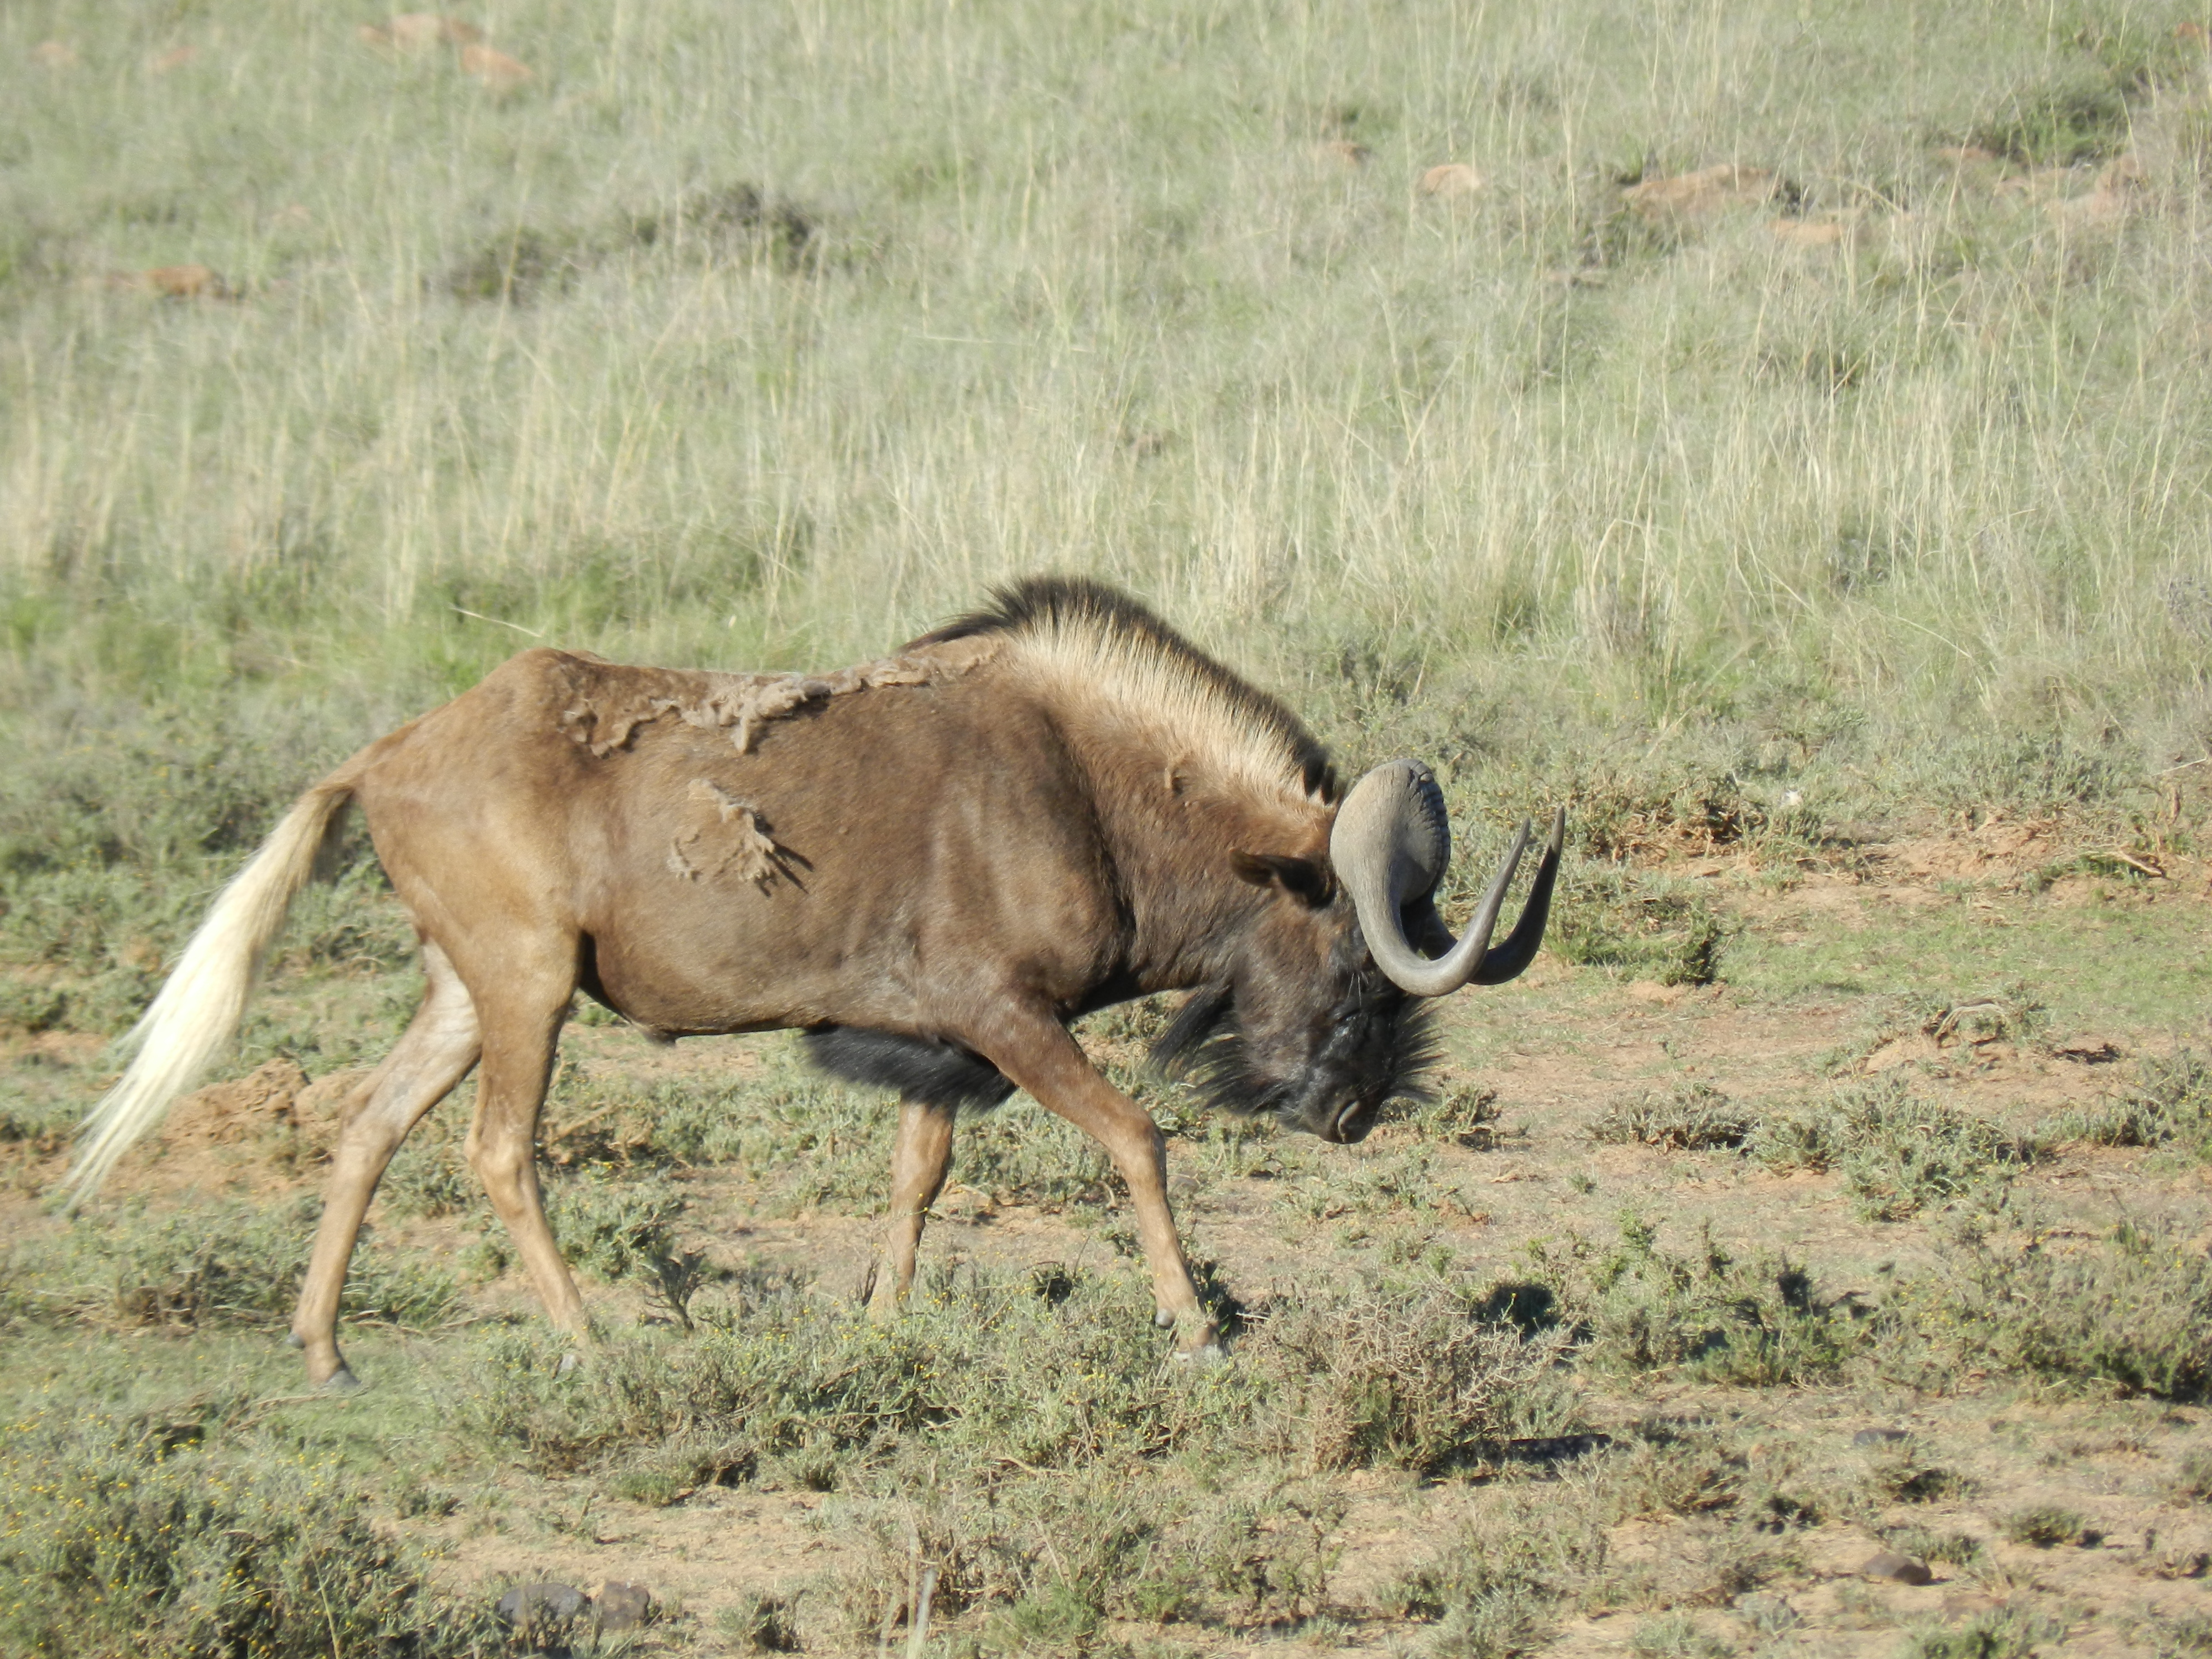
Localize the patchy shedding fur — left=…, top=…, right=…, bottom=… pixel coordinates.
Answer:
left=556, top=635, right=1001, bottom=758
left=668, top=779, right=790, bottom=888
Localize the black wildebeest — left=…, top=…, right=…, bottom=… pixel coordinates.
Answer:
left=68, top=578, right=1560, bottom=1384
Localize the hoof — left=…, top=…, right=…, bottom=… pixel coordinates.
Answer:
left=1154, top=1307, right=1176, bottom=1329
left=320, top=1366, right=362, bottom=1393
left=285, top=1331, right=305, bottom=1350
left=554, top=1351, right=582, bottom=1379
left=1173, top=1340, right=1228, bottom=1367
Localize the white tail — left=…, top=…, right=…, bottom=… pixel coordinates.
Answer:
left=64, top=784, right=354, bottom=1204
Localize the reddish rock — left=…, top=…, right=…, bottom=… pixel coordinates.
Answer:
left=1624, top=164, right=1775, bottom=223
left=1418, top=162, right=1484, bottom=199
left=460, top=43, right=531, bottom=90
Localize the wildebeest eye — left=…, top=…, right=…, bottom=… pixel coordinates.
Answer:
left=1230, top=852, right=1332, bottom=907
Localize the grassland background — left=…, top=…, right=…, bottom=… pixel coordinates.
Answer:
left=10, top=2, right=2212, bottom=1655
left=9, top=0, right=2212, bottom=759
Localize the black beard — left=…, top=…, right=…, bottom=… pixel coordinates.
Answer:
left=1147, top=981, right=1441, bottom=1122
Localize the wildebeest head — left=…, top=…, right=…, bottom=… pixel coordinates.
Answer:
left=1154, top=760, right=1563, bottom=1145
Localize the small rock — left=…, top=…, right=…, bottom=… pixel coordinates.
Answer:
left=1623, top=164, right=1774, bottom=225
left=595, top=1582, right=654, bottom=1631
left=1861, top=1550, right=1934, bottom=1585
left=497, top=1582, right=585, bottom=1629
left=1853, top=1427, right=1912, bottom=1447
left=1768, top=216, right=1852, bottom=250
left=141, top=263, right=226, bottom=300
left=2048, top=187, right=2133, bottom=234
left=1418, top=162, right=1483, bottom=199
left=461, top=43, right=531, bottom=90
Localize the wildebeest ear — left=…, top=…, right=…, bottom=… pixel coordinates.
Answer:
left=1232, top=852, right=1333, bottom=907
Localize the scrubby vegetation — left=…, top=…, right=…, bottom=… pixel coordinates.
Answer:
left=9, top=0, right=2212, bottom=1650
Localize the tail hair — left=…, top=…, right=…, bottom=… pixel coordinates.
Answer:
left=62, top=783, right=354, bottom=1204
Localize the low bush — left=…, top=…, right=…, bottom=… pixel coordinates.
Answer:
left=1589, top=1084, right=1752, bottom=1151
left=1913, top=1229, right=2212, bottom=1400
left=2, top=1197, right=456, bottom=1333
left=1753, top=1078, right=2036, bottom=1219
left=465, top=1262, right=1585, bottom=1491
left=1546, top=864, right=1725, bottom=987
left=1524, top=1216, right=1866, bottom=1385
left=0, top=1406, right=492, bottom=1657
left=1242, top=1285, right=1579, bottom=1474
left=2000, top=1506, right=2094, bottom=1548
left=2054, top=1052, right=2212, bottom=1159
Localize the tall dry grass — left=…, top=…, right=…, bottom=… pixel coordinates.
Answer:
left=1, top=0, right=2209, bottom=763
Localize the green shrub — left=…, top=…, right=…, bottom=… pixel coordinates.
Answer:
left=3, top=1198, right=456, bottom=1333
left=1547, top=865, right=1725, bottom=987
left=0, top=1407, right=492, bottom=1657
left=1589, top=1084, right=1752, bottom=1151
left=1897, top=1228, right=2212, bottom=1400
left=1399, top=1084, right=1510, bottom=1147
left=1524, top=1217, right=1865, bottom=1384
left=1754, top=1079, right=2036, bottom=1219
left=2054, top=1053, right=2212, bottom=1158
left=1380, top=1486, right=1604, bottom=1655
left=2000, top=1506, right=2093, bottom=1548
left=1243, top=1285, right=1580, bottom=1474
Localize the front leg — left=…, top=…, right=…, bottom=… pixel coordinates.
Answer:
left=973, top=1013, right=1218, bottom=1358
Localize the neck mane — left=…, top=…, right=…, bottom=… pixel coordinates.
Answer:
left=916, top=577, right=1338, bottom=987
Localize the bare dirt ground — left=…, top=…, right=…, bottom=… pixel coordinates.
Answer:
left=8, top=827, right=2212, bottom=1655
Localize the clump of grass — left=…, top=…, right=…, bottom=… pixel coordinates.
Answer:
left=466, top=1261, right=1585, bottom=1496
left=3, top=1197, right=456, bottom=1333
left=545, top=1171, right=709, bottom=1328
left=715, top=1593, right=804, bottom=1653
left=1401, top=1083, right=1510, bottom=1146
left=1881, top=1526, right=1985, bottom=1566
left=1547, top=865, right=1726, bottom=987
left=0, top=1406, right=491, bottom=1657
left=1900, top=1605, right=2068, bottom=1659
left=1245, top=1285, right=1579, bottom=1474
left=1893, top=1226, right=2212, bottom=1401
left=2173, top=1448, right=2212, bottom=1502
left=1753, top=1078, right=2037, bottom=1219
left=2000, top=1505, right=2095, bottom=1548
left=829, top=1463, right=1193, bottom=1644
left=1379, top=1486, right=1602, bottom=1652
left=2052, top=1052, right=2212, bottom=1157
left=1627, top=1611, right=1730, bottom=1658
left=1589, top=1083, right=1752, bottom=1150
left=1525, top=1216, right=1867, bottom=1385
left=1861, top=1446, right=1975, bottom=1506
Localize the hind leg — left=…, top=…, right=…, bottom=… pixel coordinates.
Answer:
left=291, top=943, right=481, bottom=1387
left=868, top=1097, right=956, bottom=1321
left=464, top=971, right=589, bottom=1342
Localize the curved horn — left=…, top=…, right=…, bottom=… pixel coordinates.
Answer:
left=1329, top=759, right=1566, bottom=997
